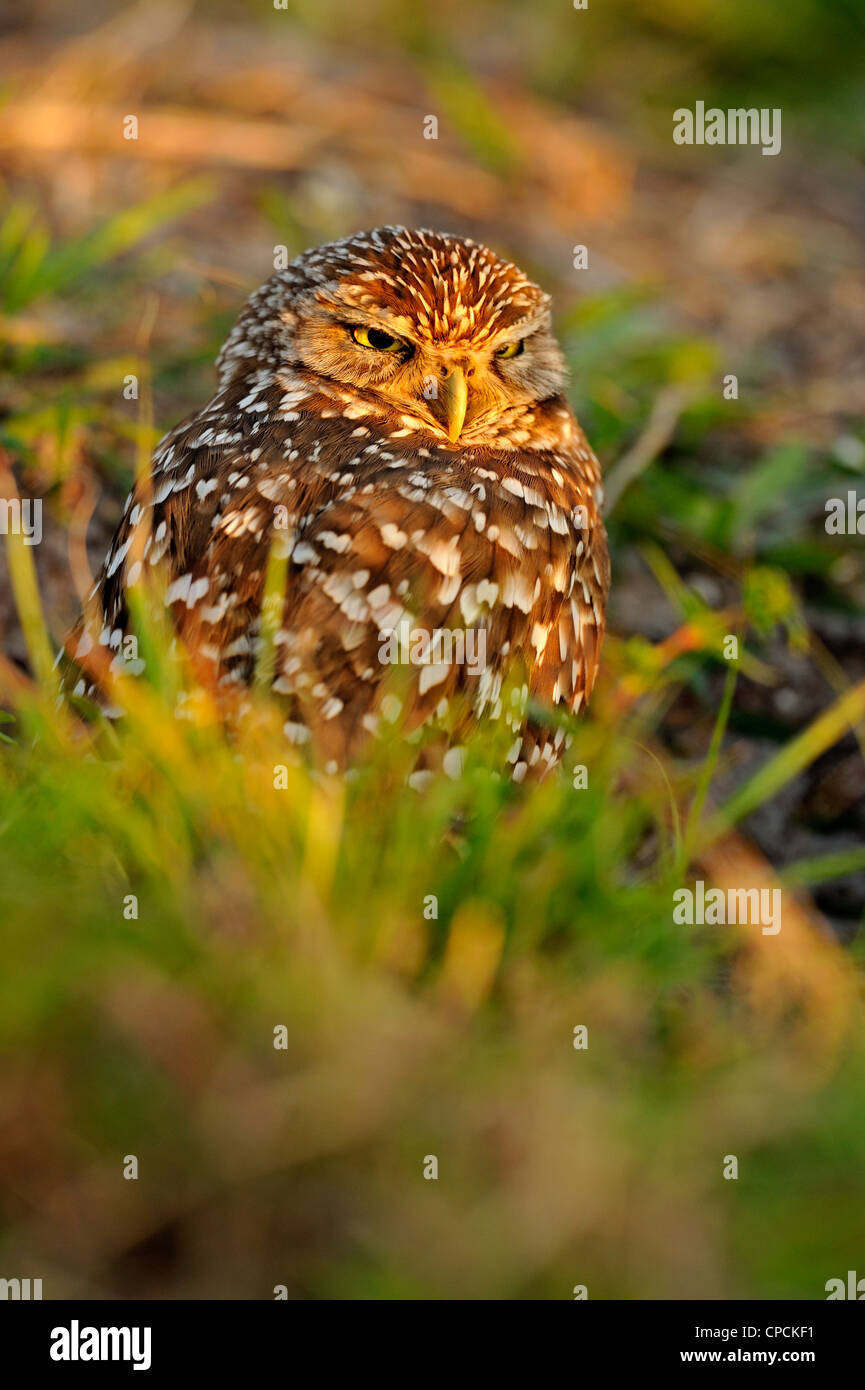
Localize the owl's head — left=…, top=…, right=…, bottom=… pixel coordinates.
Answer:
left=217, top=227, right=569, bottom=447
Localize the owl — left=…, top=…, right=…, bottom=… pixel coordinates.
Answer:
left=66, top=227, right=609, bottom=778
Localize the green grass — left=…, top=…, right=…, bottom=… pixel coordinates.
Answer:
left=1, top=0, right=864, bottom=1294
left=0, top=546, right=863, bottom=1296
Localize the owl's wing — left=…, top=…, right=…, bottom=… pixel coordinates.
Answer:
left=62, top=406, right=296, bottom=699
left=528, top=529, right=610, bottom=714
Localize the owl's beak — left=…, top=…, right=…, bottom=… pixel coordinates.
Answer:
left=435, top=365, right=469, bottom=443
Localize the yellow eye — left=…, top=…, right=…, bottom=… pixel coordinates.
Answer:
left=351, top=324, right=403, bottom=352
left=496, top=339, right=524, bottom=360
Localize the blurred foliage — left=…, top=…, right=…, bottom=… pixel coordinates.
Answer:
left=0, top=0, right=864, bottom=1300
left=264, top=0, right=865, bottom=152
left=0, top=589, right=864, bottom=1298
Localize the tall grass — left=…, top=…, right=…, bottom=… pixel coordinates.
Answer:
left=0, top=541, right=863, bottom=1298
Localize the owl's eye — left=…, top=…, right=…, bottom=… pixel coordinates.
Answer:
left=495, top=339, right=524, bottom=360
left=351, top=324, right=404, bottom=353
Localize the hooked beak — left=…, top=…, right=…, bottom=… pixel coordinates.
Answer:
left=435, top=365, right=469, bottom=443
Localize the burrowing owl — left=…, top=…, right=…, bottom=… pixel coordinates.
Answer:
left=67, top=227, right=609, bottom=777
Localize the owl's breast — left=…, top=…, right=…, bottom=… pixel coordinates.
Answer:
left=257, top=417, right=608, bottom=759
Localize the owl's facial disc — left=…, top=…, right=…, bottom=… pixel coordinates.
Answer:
left=291, top=292, right=566, bottom=445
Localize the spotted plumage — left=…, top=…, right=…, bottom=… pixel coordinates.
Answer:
left=65, top=226, right=610, bottom=776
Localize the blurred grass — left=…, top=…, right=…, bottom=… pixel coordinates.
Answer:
left=0, top=0, right=864, bottom=1300
left=1, top=569, right=864, bottom=1297
left=270, top=0, right=865, bottom=152
left=1, top=592, right=864, bottom=1299
left=0, top=180, right=214, bottom=314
